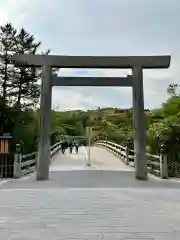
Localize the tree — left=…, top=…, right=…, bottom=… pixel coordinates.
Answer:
left=10, top=28, right=41, bottom=108
left=0, top=97, right=14, bottom=134
left=167, top=83, right=180, bottom=97
left=0, top=23, right=17, bottom=102
left=0, top=23, right=54, bottom=152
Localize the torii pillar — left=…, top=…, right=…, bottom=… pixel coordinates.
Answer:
left=132, top=66, right=146, bottom=179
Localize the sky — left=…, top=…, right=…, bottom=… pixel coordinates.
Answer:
left=0, top=0, right=179, bottom=111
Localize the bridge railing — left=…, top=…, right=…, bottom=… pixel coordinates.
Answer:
left=95, top=140, right=168, bottom=179
left=14, top=141, right=62, bottom=178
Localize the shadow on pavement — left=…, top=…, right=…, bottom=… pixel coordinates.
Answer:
left=1, top=170, right=180, bottom=189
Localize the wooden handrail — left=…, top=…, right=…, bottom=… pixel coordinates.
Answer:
left=96, top=140, right=161, bottom=177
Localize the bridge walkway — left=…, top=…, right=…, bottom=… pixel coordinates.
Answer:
left=50, top=146, right=133, bottom=171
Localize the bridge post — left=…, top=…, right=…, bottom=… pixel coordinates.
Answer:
left=13, top=143, right=22, bottom=178
left=160, top=144, right=168, bottom=179
left=125, top=146, right=129, bottom=165
left=132, top=66, right=148, bottom=180
left=36, top=64, right=52, bottom=180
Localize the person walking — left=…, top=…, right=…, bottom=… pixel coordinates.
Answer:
left=61, top=141, right=65, bottom=154
left=75, top=141, right=79, bottom=154
left=64, top=140, right=68, bottom=150
left=68, top=140, right=73, bottom=154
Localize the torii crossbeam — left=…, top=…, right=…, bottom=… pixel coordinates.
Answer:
left=52, top=74, right=133, bottom=87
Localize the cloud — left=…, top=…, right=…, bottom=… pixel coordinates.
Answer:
left=0, top=0, right=179, bottom=110
left=52, top=88, right=86, bottom=110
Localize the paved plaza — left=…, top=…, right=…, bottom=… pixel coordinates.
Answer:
left=0, top=147, right=180, bottom=239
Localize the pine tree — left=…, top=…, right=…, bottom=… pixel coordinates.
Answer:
left=0, top=23, right=58, bottom=109
left=11, top=28, right=41, bottom=109
left=0, top=23, right=17, bottom=102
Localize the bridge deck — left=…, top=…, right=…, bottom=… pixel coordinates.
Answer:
left=0, top=147, right=180, bottom=239
left=50, top=146, right=133, bottom=171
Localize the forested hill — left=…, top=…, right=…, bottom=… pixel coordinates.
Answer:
left=51, top=89, right=180, bottom=163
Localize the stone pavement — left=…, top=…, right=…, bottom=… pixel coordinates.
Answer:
left=0, top=147, right=180, bottom=239
left=0, top=188, right=180, bottom=239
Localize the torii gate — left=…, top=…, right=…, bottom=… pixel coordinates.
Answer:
left=12, top=54, right=171, bottom=181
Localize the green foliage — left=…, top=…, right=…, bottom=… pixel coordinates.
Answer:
left=0, top=22, right=47, bottom=153
left=146, top=84, right=180, bottom=162
left=167, top=83, right=180, bottom=97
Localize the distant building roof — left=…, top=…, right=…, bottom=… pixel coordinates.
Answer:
left=0, top=136, right=12, bottom=139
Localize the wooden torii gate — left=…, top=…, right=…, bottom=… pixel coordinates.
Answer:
left=12, top=54, right=171, bottom=181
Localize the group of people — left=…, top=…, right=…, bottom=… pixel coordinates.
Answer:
left=60, top=139, right=79, bottom=155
